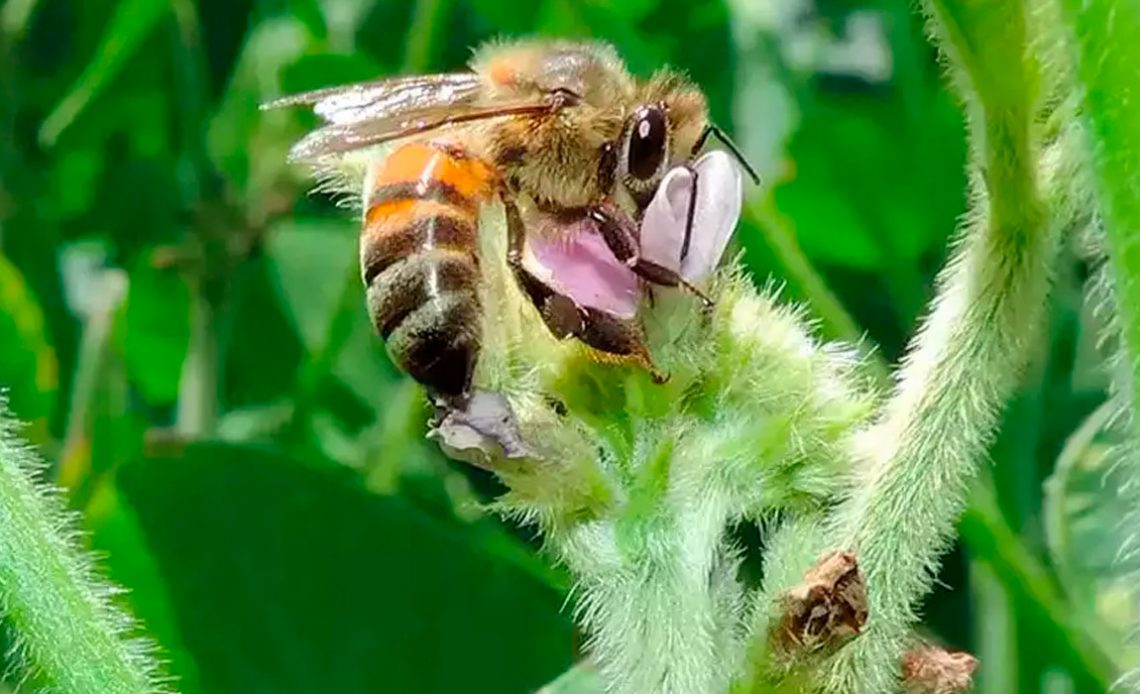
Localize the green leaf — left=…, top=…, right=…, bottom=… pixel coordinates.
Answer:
left=84, top=478, right=203, bottom=692
left=1044, top=403, right=1140, bottom=667
left=206, top=15, right=316, bottom=197
left=265, top=218, right=356, bottom=351
left=116, top=441, right=576, bottom=693
left=264, top=217, right=401, bottom=407
left=0, top=253, right=57, bottom=438
left=218, top=255, right=305, bottom=409
left=776, top=92, right=964, bottom=273
left=538, top=662, right=602, bottom=693
left=119, top=252, right=191, bottom=404
left=470, top=0, right=542, bottom=32
left=39, top=0, right=171, bottom=146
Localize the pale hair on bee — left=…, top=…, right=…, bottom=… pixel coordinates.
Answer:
left=262, top=37, right=757, bottom=409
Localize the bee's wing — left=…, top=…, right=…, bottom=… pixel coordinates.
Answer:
left=263, top=72, right=554, bottom=163
left=261, top=73, right=483, bottom=125
left=283, top=101, right=553, bottom=163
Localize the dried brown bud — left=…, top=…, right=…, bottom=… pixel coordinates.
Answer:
left=901, top=644, right=978, bottom=693
left=771, top=550, right=868, bottom=657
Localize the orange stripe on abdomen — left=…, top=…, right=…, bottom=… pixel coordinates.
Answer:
left=358, top=141, right=491, bottom=400
left=361, top=141, right=492, bottom=281
left=369, top=141, right=494, bottom=202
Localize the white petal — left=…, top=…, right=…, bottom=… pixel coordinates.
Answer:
left=638, top=166, right=695, bottom=274
left=680, top=150, right=744, bottom=282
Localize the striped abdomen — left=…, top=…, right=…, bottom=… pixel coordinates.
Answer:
left=360, top=141, right=493, bottom=400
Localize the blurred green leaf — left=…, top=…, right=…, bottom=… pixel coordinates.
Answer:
left=469, top=0, right=542, bottom=32
left=39, top=0, right=171, bottom=146
left=116, top=441, right=576, bottom=693
left=0, top=252, right=56, bottom=437
left=264, top=217, right=400, bottom=408
left=44, top=147, right=104, bottom=220
left=219, top=255, right=305, bottom=409
left=119, top=252, right=191, bottom=404
left=216, top=399, right=295, bottom=442
left=538, top=662, right=601, bottom=693
left=265, top=218, right=355, bottom=351
left=0, top=0, right=40, bottom=39
left=1045, top=402, right=1140, bottom=669
left=207, top=15, right=316, bottom=199
left=776, top=92, right=964, bottom=273
left=84, top=477, right=203, bottom=692
left=595, top=0, right=659, bottom=21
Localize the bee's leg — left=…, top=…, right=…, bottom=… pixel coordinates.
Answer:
left=500, top=192, right=667, bottom=383
left=587, top=202, right=714, bottom=308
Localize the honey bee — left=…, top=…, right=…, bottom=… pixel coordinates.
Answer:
left=263, top=38, right=757, bottom=408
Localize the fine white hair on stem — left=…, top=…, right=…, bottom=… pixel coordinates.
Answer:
left=0, top=397, right=169, bottom=693
left=740, top=0, right=1068, bottom=690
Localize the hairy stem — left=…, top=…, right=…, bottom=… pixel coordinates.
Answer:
left=1057, top=0, right=1140, bottom=424
left=806, top=1, right=1058, bottom=690
left=1055, top=1, right=1140, bottom=688
left=0, top=404, right=162, bottom=692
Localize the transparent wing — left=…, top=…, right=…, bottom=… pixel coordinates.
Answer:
left=284, top=101, right=553, bottom=163
left=260, top=73, right=483, bottom=126
left=263, top=72, right=557, bottom=163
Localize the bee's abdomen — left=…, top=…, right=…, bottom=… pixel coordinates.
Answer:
left=360, top=141, right=492, bottom=399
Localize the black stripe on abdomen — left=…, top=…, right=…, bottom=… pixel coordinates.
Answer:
left=361, top=214, right=478, bottom=284
left=365, top=250, right=481, bottom=398
left=367, top=179, right=476, bottom=215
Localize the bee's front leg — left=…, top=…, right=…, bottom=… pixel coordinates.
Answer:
left=499, top=190, right=667, bottom=383
left=587, top=202, right=714, bottom=308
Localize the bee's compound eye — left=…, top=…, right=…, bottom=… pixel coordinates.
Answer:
left=626, top=106, right=668, bottom=181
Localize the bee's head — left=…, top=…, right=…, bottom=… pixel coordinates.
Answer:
left=613, top=71, right=709, bottom=208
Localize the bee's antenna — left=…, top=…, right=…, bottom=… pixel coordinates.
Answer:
left=695, top=124, right=760, bottom=185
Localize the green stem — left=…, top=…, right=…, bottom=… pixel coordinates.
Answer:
left=1057, top=0, right=1140, bottom=438
left=174, top=290, right=218, bottom=437
left=0, top=405, right=161, bottom=692
left=967, top=558, right=1016, bottom=694
left=804, top=1, right=1059, bottom=690
left=1054, top=1, right=1140, bottom=688
left=59, top=271, right=127, bottom=495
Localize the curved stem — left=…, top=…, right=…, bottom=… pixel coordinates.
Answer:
left=797, top=1, right=1060, bottom=689
left=1056, top=1, right=1140, bottom=688
left=0, top=405, right=161, bottom=692
left=1057, top=0, right=1140, bottom=433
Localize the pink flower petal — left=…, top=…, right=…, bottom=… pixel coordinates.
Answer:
left=527, top=222, right=640, bottom=319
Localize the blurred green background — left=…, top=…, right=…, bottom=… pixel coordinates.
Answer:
left=0, top=0, right=1133, bottom=691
